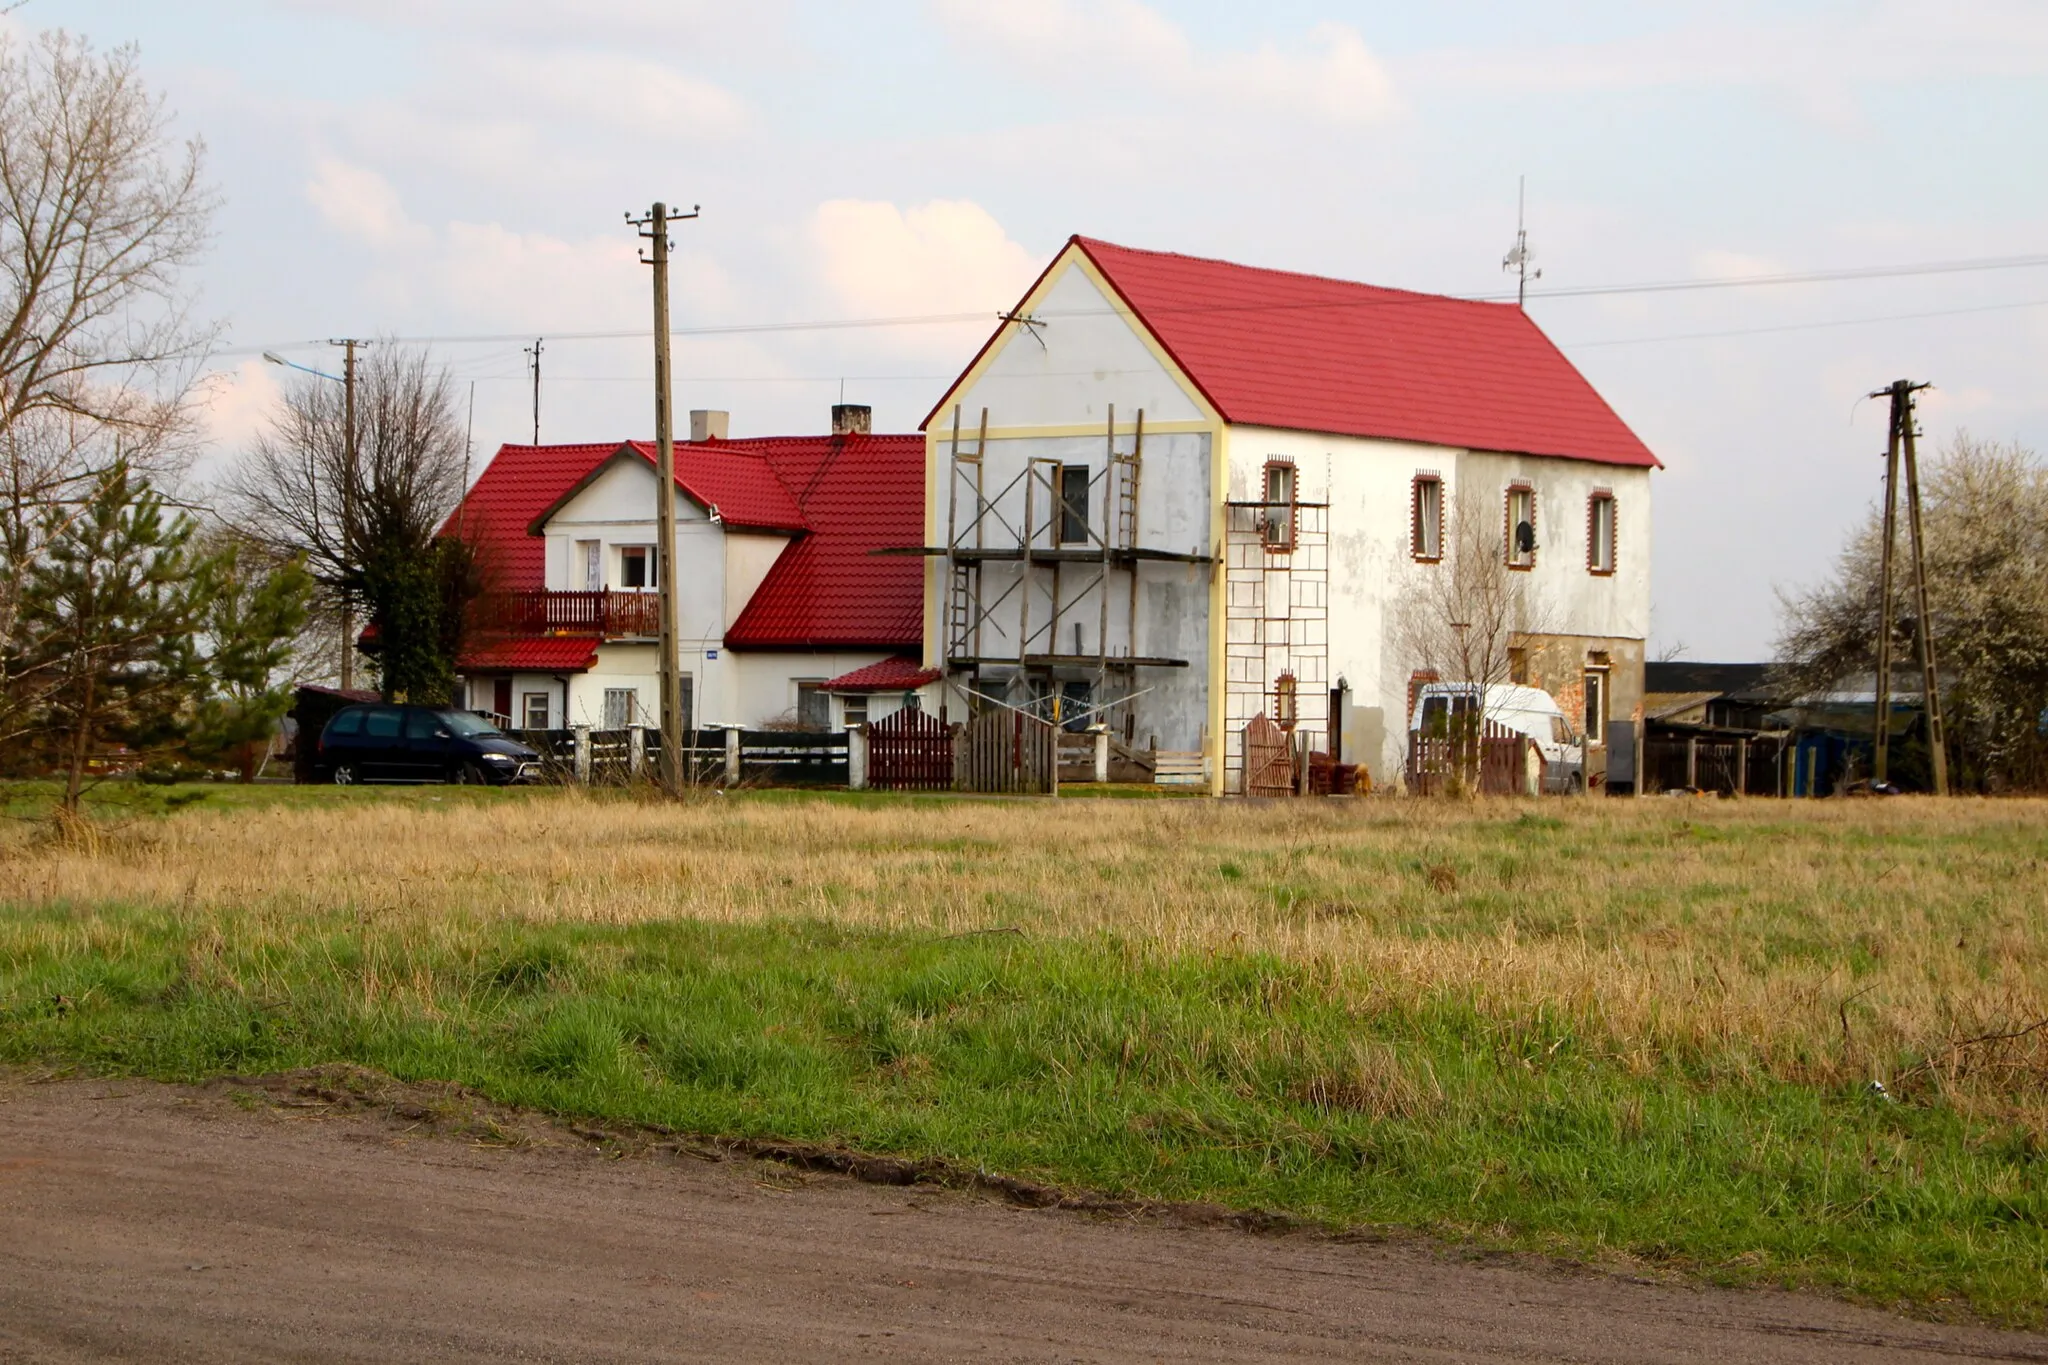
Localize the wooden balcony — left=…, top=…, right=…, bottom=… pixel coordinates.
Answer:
left=468, top=590, right=662, bottom=639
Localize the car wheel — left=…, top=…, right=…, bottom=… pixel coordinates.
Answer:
left=333, top=763, right=359, bottom=786
left=453, top=761, right=487, bottom=786
left=1567, top=771, right=1585, bottom=795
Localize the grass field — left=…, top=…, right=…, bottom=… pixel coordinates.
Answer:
left=4, top=782, right=2046, bottom=1322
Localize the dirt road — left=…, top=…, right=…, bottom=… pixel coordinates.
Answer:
left=2, top=1072, right=2042, bottom=1363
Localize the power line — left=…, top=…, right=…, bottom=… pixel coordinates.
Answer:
left=211, top=248, right=2048, bottom=359
left=1561, top=296, right=2048, bottom=349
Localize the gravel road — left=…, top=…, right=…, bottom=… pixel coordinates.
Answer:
left=2, top=1070, right=2043, bottom=1363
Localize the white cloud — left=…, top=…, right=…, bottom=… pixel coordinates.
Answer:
left=810, top=199, right=1039, bottom=320
left=471, top=49, right=748, bottom=140
left=195, top=359, right=285, bottom=457
left=930, top=0, right=1399, bottom=127
left=305, top=157, right=429, bottom=248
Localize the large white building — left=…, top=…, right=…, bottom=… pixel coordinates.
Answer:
left=917, top=236, right=1661, bottom=794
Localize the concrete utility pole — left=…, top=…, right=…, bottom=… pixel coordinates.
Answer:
left=524, top=337, right=543, bottom=445
left=1868, top=378, right=1948, bottom=795
left=628, top=202, right=699, bottom=795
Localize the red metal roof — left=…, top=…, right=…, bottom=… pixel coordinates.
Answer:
left=928, top=236, right=1659, bottom=469
left=820, top=657, right=942, bottom=692
left=723, top=433, right=927, bottom=651
left=457, top=635, right=600, bottom=673
left=619, top=440, right=808, bottom=533
left=442, top=443, right=621, bottom=591
left=447, top=430, right=925, bottom=655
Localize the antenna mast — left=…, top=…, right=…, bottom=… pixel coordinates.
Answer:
left=1502, top=176, right=1541, bottom=308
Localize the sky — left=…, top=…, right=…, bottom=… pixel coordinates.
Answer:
left=16, top=0, right=2048, bottom=659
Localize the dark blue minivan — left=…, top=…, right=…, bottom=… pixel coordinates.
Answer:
left=314, top=704, right=539, bottom=785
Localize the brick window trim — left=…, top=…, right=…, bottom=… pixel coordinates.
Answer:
left=1586, top=489, right=1617, bottom=577
left=1504, top=482, right=1536, bottom=572
left=1410, top=472, right=1445, bottom=563
left=1262, top=458, right=1297, bottom=554
left=1406, top=669, right=1440, bottom=725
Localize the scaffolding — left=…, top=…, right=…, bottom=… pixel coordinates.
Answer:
left=1222, top=497, right=1329, bottom=793
left=930, top=404, right=1206, bottom=736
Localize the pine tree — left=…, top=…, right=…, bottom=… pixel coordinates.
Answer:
left=11, top=462, right=212, bottom=809
left=184, top=537, right=314, bottom=779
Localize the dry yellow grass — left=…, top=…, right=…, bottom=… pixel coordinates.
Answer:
left=7, top=789, right=2048, bottom=1118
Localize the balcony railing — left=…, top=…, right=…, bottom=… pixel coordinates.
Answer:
left=468, top=590, right=662, bottom=639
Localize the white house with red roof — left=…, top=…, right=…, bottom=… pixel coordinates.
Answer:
left=921, top=236, right=1660, bottom=795
left=448, top=407, right=935, bottom=734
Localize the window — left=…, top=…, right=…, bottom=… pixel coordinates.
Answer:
left=795, top=680, right=830, bottom=729
left=577, top=539, right=602, bottom=590
left=1411, top=475, right=1443, bottom=561
left=1505, top=485, right=1536, bottom=568
left=327, top=708, right=364, bottom=737
left=1508, top=645, right=1529, bottom=685
left=403, top=708, right=441, bottom=740
left=1588, top=493, right=1616, bottom=574
left=842, top=694, right=868, bottom=730
left=1583, top=669, right=1607, bottom=745
left=1263, top=460, right=1296, bottom=551
left=363, top=707, right=402, bottom=739
left=1056, top=464, right=1091, bottom=545
left=680, top=674, right=695, bottom=736
left=619, top=545, right=655, bottom=589
left=603, top=687, right=638, bottom=729
left=1059, top=680, right=1093, bottom=731
left=522, top=691, right=550, bottom=730
left=1274, top=671, right=1298, bottom=728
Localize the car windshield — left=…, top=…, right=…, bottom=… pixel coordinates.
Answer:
left=438, top=710, right=501, bottom=737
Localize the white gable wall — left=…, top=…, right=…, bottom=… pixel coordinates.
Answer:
left=1226, top=425, right=1652, bottom=782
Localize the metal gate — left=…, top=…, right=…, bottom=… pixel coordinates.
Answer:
left=1243, top=714, right=1296, bottom=797
left=868, top=709, right=955, bottom=790
left=955, top=708, right=1056, bottom=794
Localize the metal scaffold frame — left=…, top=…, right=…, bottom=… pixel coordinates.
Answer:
left=930, top=404, right=1204, bottom=736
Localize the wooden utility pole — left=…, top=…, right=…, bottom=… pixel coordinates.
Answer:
left=1898, top=383, right=1950, bottom=795
left=629, top=202, right=699, bottom=794
left=1872, top=385, right=1902, bottom=784
left=334, top=337, right=364, bottom=693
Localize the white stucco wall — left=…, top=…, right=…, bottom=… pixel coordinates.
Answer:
left=1225, top=425, right=1653, bottom=782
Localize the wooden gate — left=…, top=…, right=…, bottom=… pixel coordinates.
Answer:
left=1243, top=714, right=1296, bottom=797
left=955, top=708, right=1056, bottom=793
left=868, top=708, right=955, bottom=790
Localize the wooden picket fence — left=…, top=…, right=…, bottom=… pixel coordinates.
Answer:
left=955, top=708, right=1057, bottom=794
left=1406, top=717, right=1534, bottom=796
left=867, top=708, right=955, bottom=790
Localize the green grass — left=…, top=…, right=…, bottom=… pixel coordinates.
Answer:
left=4, top=896, right=2044, bottom=1324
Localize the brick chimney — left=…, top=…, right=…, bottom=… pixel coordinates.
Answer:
left=689, top=409, right=728, bottom=442
left=830, top=403, right=871, bottom=436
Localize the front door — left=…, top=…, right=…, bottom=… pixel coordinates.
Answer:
left=357, top=706, right=406, bottom=780
left=402, top=707, right=453, bottom=781
left=493, top=678, right=513, bottom=724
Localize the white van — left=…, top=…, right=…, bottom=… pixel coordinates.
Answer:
left=1409, top=682, right=1586, bottom=794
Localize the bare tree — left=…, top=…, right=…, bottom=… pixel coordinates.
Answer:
left=1776, top=434, right=2048, bottom=790
left=1394, top=492, right=1552, bottom=790
left=0, top=29, right=218, bottom=738
left=222, top=345, right=474, bottom=697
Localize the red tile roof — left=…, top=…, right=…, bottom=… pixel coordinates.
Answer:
left=442, top=443, right=620, bottom=591
left=820, top=657, right=942, bottom=692
left=929, top=236, right=1658, bottom=469
left=723, top=433, right=926, bottom=651
left=456, top=635, right=600, bottom=673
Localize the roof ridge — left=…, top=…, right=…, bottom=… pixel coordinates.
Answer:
left=1074, top=234, right=1518, bottom=312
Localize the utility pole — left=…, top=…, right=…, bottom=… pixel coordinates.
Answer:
left=524, top=337, right=543, bottom=444
left=1899, top=382, right=1950, bottom=795
left=1502, top=175, right=1541, bottom=308
left=1872, top=389, right=1902, bottom=785
left=332, top=337, right=367, bottom=693
left=1867, top=378, right=1948, bottom=795
left=628, top=201, right=699, bottom=795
